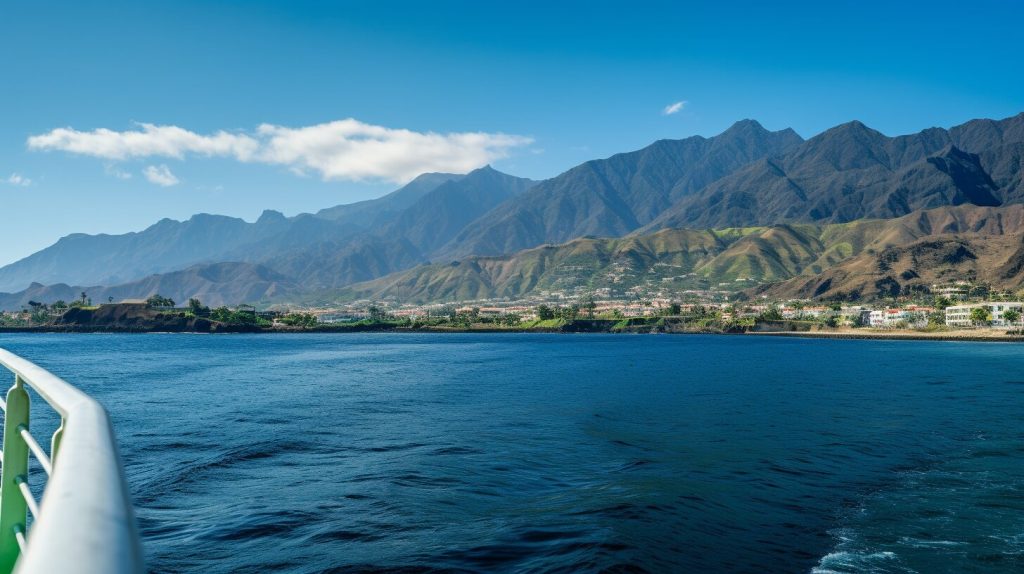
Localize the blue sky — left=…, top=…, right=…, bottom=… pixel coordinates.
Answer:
left=1, top=0, right=1022, bottom=266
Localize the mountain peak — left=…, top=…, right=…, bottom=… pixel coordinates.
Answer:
left=463, top=164, right=521, bottom=182
left=832, top=119, right=882, bottom=135
left=809, top=120, right=888, bottom=149
left=720, top=119, right=768, bottom=138
left=257, top=209, right=287, bottom=224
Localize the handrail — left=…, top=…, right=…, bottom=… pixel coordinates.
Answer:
left=0, top=349, right=143, bottom=573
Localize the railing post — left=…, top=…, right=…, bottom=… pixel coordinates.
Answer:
left=50, top=418, right=64, bottom=470
left=0, top=375, right=29, bottom=572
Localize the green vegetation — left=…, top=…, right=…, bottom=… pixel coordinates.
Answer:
left=970, top=307, right=992, bottom=326
left=187, top=298, right=210, bottom=317
left=146, top=294, right=176, bottom=308
left=1003, top=309, right=1021, bottom=327
left=279, top=313, right=318, bottom=327
left=209, top=306, right=271, bottom=327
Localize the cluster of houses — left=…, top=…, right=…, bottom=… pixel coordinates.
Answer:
left=774, top=302, right=1024, bottom=329
left=314, top=298, right=1024, bottom=330
left=945, top=302, right=1024, bottom=328
left=292, top=279, right=1024, bottom=330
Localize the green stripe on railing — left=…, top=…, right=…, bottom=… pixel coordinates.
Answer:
left=0, top=377, right=30, bottom=573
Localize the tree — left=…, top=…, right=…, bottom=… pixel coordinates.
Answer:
left=668, top=303, right=682, bottom=316
left=280, top=313, right=318, bottom=327
left=537, top=304, right=555, bottom=320
left=188, top=298, right=209, bottom=316
left=970, top=306, right=992, bottom=326
left=583, top=296, right=597, bottom=319
left=757, top=306, right=783, bottom=322
left=558, top=305, right=579, bottom=320
left=146, top=294, right=175, bottom=308
left=1003, top=309, right=1021, bottom=331
left=80, top=291, right=87, bottom=305
left=211, top=306, right=232, bottom=322
left=368, top=305, right=388, bottom=321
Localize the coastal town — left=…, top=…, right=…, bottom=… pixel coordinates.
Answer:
left=3, top=280, right=1022, bottom=335
left=299, top=280, right=1024, bottom=331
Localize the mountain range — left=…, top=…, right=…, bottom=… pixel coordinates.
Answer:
left=2, top=112, right=1023, bottom=309
left=323, top=205, right=1024, bottom=304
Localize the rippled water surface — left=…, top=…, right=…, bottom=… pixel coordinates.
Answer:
left=2, top=333, right=1023, bottom=573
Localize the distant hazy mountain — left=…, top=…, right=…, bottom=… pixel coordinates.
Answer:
left=0, top=168, right=519, bottom=293
left=0, top=262, right=296, bottom=310
left=0, top=211, right=298, bottom=292
left=327, top=205, right=1024, bottom=304
left=256, top=166, right=536, bottom=290
left=439, top=120, right=804, bottom=259
left=644, top=113, right=1024, bottom=231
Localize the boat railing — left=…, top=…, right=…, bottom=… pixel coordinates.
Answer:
left=0, top=348, right=143, bottom=573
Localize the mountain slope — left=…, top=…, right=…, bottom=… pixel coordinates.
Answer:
left=438, top=120, right=803, bottom=259
left=257, top=166, right=535, bottom=290
left=313, top=172, right=463, bottom=226
left=645, top=113, right=1024, bottom=231
left=381, top=166, right=535, bottom=255
left=326, top=205, right=1024, bottom=304
left=754, top=234, right=1024, bottom=301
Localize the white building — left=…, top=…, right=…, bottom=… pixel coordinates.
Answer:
left=946, top=302, right=1024, bottom=328
left=869, top=308, right=926, bottom=328
left=931, top=281, right=971, bottom=300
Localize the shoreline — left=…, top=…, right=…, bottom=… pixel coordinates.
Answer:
left=743, top=329, right=1024, bottom=343
left=2, top=324, right=1023, bottom=342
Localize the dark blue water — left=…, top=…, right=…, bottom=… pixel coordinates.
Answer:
left=1, top=333, right=1023, bottom=573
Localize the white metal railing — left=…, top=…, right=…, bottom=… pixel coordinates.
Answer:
left=0, top=349, right=143, bottom=573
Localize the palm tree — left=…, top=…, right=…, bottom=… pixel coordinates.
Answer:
left=1003, top=309, right=1022, bottom=333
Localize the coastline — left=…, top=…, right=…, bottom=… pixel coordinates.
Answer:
left=743, top=328, right=1024, bottom=343
left=3, top=323, right=1024, bottom=342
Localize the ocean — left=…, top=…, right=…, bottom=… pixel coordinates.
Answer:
left=1, top=333, right=1022, bottom=573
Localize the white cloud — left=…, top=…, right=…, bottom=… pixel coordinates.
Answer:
left=142, top=164, right=179, bottom=187
left=662, top=101, right=686, bottom=115
left=28, top=119, right=534, bottom=184
left=6, top=173, right=31, bottom=186
left=28, top=123, right=258, bottom=161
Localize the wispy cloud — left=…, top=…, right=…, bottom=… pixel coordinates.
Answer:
left=28, top=119, right=534, bottom=184
left=104, top=163, right=133, bottom=180
left=6, top=173, right=32, bottom=187
left=662, top=101, right=686, bottom=115
left=142, top=164, right=179, bottom=187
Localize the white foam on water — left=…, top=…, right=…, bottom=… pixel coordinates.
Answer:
left=811, top=550, right=900, bottom=574
left=898, top=536, right=965, bottom=548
